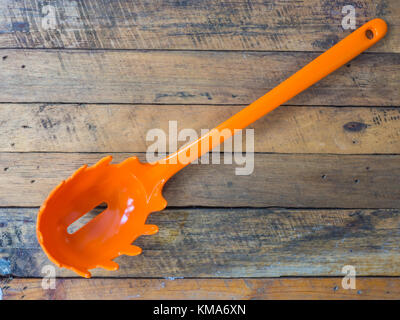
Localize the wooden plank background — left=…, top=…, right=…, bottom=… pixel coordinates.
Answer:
left=1, top=153, right=400, bottom=208
left=0, top=104, right=399, bottom=154
left=1, top=207, right=400, bottom=277
left=0, top=50, right=399, bottom=105
left=2, top=278, right=400, bottom=300
left=0, top=0, right=398, bottom=52
left=0, top=0, right=400, bottom=299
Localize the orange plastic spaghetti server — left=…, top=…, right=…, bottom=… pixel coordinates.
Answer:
left=37, top=19, right=387, bottom=278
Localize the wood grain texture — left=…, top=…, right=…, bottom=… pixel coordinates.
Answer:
left=2, top=277, right=400, bottom=300
left=0, top=0, right=398, bottom=297
left=0, top=0, right=398, bottom=52
left=1, top=152, right=399, bottom=208
left=0, top=50, right=399, bottom=105
left=1, top=104, right=400, bottom=154
left=1, top=207, right=400, bottom=277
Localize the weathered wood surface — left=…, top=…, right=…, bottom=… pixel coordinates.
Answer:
left=0, top=0, right=399, bottom=298
left=1, top=104, right=400, bottom=154
left=0, top=0, right=398, bottom=52
left=1, top=153, right=399, bottom=208
left=2, top=277, right=400, bottom=300
left=1, top=207, right=399, bottom=277
left=0, top=50, right=399, bottom=105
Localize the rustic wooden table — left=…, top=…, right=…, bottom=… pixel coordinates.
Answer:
left=0, top=0, right=399, bottom=300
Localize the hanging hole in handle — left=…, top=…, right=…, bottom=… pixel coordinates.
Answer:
left=365, top=29, right=374, bottom=40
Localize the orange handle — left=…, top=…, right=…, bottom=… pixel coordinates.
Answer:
left=157, top=19, right=387, bottom=179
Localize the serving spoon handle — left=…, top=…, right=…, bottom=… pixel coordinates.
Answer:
left=152, top=19, right=387, bottom=181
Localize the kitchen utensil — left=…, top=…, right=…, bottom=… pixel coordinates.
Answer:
left=37, top=19, right=387, bottom=278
